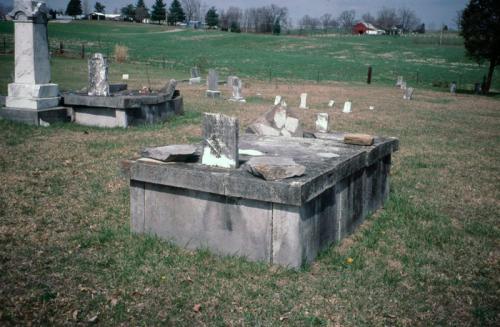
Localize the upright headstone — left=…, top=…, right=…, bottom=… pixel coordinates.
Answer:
left=396, top=76, right=403, bottom=87
left=403, top=87, right=414, bottom=100
left=450, top=82, right=457, bottom=94
left=299, top=93, right=308, bottom=109
left=315, top=113, right=329, bottom=133
left=206, top=69, right=221, bottom=98
left=229, top=77, right=245, bottom=102
left=189, top=67, right=201, bottom=84
left=274, top=95, right=282, bottom=106
left=201, top=113, right=239, bottom=169
left=88, top=53, right=109, bottom=96
left=227, top=75, right=236, bottom=86
left=191, top=67, right=200, bottom=78
left=5, top=0, right=59, bottom=110
left=343, top=101, right=352, bottom=113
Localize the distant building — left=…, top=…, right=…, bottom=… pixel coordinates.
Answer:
left=187, top=20, right=202, bottom=29
left=352, top=22, right=385, bottom=35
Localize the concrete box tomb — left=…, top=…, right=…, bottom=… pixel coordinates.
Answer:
left=125, top=131, right=399, bottom=268
left=63, top=58, right=183, bottom=128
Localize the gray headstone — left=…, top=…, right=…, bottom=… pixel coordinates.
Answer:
left=403, top=87, right=414, bottom=100
left=201, top=113, right=239, bottom=169
left=160, top=79, right=177, bottom=99
left=207, top=69, right=219, bottom=91
left=450, top=82, right=457, bottom=94
left=396, top=76, right=403, bottom=87
left=190, top=67, right=200, bottom=78
left=246, top=156, right=306, bottom=181
left=5, top=0, right=60, bottom=111
left=88, top=53, right=109, bottom=96
left=474, top=83, right=481, bottom=94
left=229, top=77, right=245, bottom=102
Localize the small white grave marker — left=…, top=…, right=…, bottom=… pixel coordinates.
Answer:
left=299, top=93, right=308, bottom=109
left=315, top=113, right=329, bottom=133
left=274, top=95, right=282, bottom=106
left=343, top=101, right=352, bottom=113
left=122, top=74, right=129, bottom=80
left=328, top=100, right=335, bottom=108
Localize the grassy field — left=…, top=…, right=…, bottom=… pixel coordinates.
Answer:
left=0, top=20, right=499, bottom=326
left=0, top=20, right=499, bottom=93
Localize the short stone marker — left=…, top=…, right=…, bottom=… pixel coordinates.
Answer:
left=141, top=144, right=198, bottom=162
left=229, top=77, right=245, bottom=102
left=189, top=67, right=201, bottom=84
left=201, top=113, right=239, bottom=169
left=450, top=82, right=457, bottom=94
left=88, top=53, right=109, bottom=96
left=122, top=74, right=129, bottom=80
left=191, top=67, right=200, bottom=78
left=246, top=156, right=306, bottom=181
left=274, top=95, right=282, bottom=106
left=206, top=69, right=221, bottom=98
left=396, top=76, right=403, bottom=87
left=315, top=113, right=329, bottom=133
left=328, top=100, right=335, bottom=108
left=403, top=87, right=414, bottom=100
left=299, top=93, right=308, bottom=109
left=342, top=101, right=352, bottom=113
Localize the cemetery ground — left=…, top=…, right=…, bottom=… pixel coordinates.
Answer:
left=0, top=79, right=499, bottom=325
left=0, top=20, right=499, bottom=326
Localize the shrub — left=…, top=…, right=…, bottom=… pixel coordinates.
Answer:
left=114, top=45, right=129, bottom=63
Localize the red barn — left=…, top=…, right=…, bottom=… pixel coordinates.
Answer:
left=352, top=22, right=384, bottom=35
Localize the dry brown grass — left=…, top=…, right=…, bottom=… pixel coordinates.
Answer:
left=114, top=45, right=129, bottom=63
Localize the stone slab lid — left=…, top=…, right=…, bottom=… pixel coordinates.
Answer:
left=126, top=133, right=399, bottom=206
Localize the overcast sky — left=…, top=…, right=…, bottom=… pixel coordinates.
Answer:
left=1, top=0, right=468, bottom=28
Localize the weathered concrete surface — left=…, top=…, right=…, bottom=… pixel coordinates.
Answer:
left=126, top=132, right=399, bottom=267
left=63, top=91, right=183, bottom=128
left=0, top=106, right=69, bottom=126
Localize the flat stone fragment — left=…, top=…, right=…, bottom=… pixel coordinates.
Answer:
left=160, top=79, right=177, bottom=99
left=141, top=144, right=198, bottom=162
left=344, top=133, right=374, bottom=146
left=247, top=123, right=281, bottom=136
left=201, top=113, right=239, bottom=169
left=246, top=156, right=306, bottom=181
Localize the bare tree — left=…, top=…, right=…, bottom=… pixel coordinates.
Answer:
left=362, top=12, right=376, bottom=25
left=338, top=10, right=356, bottom=32
left=320, top=13, right=332, bottom=31
left=398, top=8, right=420, bottom=33
left=181, top=0, right=201, bottom=21
left=376, top=7, right=399, bottom=32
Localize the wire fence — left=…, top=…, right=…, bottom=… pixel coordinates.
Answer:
left=0, top=33, right=492, bottom=92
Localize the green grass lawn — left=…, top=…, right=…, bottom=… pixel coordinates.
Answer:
left=0, top=20, right=499, bottom=93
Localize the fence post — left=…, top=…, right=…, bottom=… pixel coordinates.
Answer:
left=367, top=66, right=372, bottom=84
left=416, top=71, right=419, bottom=84
left=81, top=44, right=85, bottom=59
left=3, top=37, right=6, bottom=54
left=162, top=55, right=165, bottom=69
left=317, top=70, right=320, bottom=83
left=268, top=68, right=272, bottom=82
left=59, top=41, right=64, bottom=54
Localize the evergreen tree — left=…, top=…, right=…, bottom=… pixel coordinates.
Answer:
left=273, top=19, right=281, bottom=35
left=66, top=0, right=82, bottom=18
left=167, top=0, right=186, bottom=25
left=460, top=0, right=500, bottom=93
left=151, top=0, right=166, bottom=24
left=134, top=0, right=149, bottom=22
left=205, top=7, right=218, bottom=29
left=121, top=4, right=135, bottom=21
left=94, top=2, right=105, bottom=14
